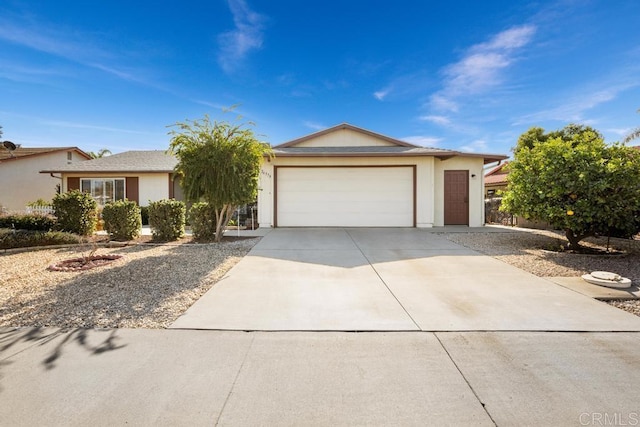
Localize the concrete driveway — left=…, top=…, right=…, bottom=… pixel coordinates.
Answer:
left=170, top=228, right=640, bottom=331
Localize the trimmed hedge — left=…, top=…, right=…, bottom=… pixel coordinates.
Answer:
left=53, top=190, right=98, bottom=236
left=102, top=200, right=142, bottom=241
left=0, top=214, right=56, bottom=231
left=148, top=199, right=185, bottom=241
left=189, top=202, right=217, bottom=241
left=0, top=229, right=81, bottom=249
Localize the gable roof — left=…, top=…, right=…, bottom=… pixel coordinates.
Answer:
left=273, top=123, right=507, bottom=164
left=0, top=146, right=91, bottom=162
left=40, top=150, right=177, bottom=173
left=275, top=123, right=417, bottom=148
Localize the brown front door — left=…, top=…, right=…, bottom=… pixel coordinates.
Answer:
left=444, top=170, right=469, bottom=225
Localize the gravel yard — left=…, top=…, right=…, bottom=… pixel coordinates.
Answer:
left=445, top=227, right=640, bottom=317
left=2, top=227, right=639, bottom=329
left=0, top=238, right=259, bottom=329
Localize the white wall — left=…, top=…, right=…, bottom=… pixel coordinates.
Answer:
left=0, top=151, right=86, bottom=211
left=433, top=157, right=485, bottom=227
left=292, top=128, right=397, bottom=147
left=258, top=156, right=436, bottom=228
left=63, top=173, right=170, bottom=206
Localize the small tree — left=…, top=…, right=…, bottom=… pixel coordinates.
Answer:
left=168, top=115, right=272, bottom=242
left=502, top=125, right=640, bottom=249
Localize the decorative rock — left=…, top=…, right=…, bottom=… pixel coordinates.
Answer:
left=582, top=271, right=632, bottom=289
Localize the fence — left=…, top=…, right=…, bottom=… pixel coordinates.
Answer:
left=484, top=197, right=514, bottom=226
left=25, top=205, right=55, bottom=216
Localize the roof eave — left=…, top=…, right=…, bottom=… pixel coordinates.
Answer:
left=40, top=169, right=176, bottom=174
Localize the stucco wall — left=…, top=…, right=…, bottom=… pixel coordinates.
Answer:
left=434, top=157, right=485, bottom=227
left=258, top=156, right=436, bottom=228
left=292, top=129, right=397, bottom=148
left=63, top=173, right=170, bottom=206
left=0, top=151, right=86, bottom=211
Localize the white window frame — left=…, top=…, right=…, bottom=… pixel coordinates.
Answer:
left=80, top=178, right=126, bottom=205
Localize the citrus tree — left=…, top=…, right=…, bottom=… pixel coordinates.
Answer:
left=501, top=125, right=640, bottom=249
left=168, top=115, right=272, bottom=242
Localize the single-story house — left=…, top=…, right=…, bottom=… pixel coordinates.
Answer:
left=484, top=161, right=509, bottom=198
left=41, top=150, right=182, bottom=207
left=1, top=146, right=91, bottom=211
left=257, top=123, right=507, bottom=228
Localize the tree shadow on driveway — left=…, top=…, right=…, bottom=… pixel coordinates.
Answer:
left=0, top=327, right=127, bottom=394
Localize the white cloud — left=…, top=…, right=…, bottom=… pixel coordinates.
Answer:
left=514, top=83, right=638, bottom=125
left=303, top=121, right=326, bottom=131
left=41, top=119, right=151, bottom=135
left=401, top=136, right=442, bottom=147
left=217, top=0, right=266, bottom=73
left=0, top=14, right=154, bottom=85
left=458, top=139, right=488, bottom=153
left=430, top=24, right=536, bottom=111
left=373, top=89, right=390, bottom=101
left=419, top=115, right=451, bottom=126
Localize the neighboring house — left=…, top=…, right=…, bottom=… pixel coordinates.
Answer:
left=41, top=150, right=182, bottom=207
left=484, top=161, right=509, bottom=198
left=0, top=146, right=91, bottom=211
left=258, top=123, right=507, bottom=227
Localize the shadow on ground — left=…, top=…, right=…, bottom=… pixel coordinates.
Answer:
left=0, top=327, right=126, bottom=394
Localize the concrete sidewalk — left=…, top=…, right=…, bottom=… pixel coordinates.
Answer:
left=171, top=228, right=640, bottom=331
left=2, top=327, right=639, bottom=426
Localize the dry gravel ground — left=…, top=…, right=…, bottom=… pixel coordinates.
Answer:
left=0, top=238, right=259, bottom=329
left=2, top=228, right=639, bottom=329
left=445, top=228, right=640, bottom=317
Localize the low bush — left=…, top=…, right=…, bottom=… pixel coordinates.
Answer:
left=102, top=200, right=142, bottom=241
left=189, top=202, right=217, bottom=241
left=0, top=229, right=81, bottom=249
left=53, top=190, right=98, bottom=236
left=0, top=214, right=56, bottom=231
left=148, top=199, right=185, bottom=241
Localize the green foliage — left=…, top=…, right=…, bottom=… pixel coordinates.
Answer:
left=0, top=214, right=56, bottom=231
left=88, top=148, right=112, bottom=159
left=168, top=113, right=272, bottom=242
left=148, top=199, right=186, bottom=241
left=189, top=202, right=217, bottom=241
left=101, top=200, right=142, bottom=241
left=502, top=124, right=640, bottom=248
left=26, top=198, right=51, bottom=207
left=52, top=191, right=98, bottom=236
left=0, top=229, right=81, bottom=249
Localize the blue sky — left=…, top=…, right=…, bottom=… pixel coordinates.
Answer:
left=1, top=0, right=639, bottom=156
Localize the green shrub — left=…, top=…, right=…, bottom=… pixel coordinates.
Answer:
left=0, top=214, right=56, bottom=231
left=189, top=202, right=217, bottom=241
left=0, top=229, right=81, bottom=249
left=102, top=200, right=142, bottom=241
left=140, top=205, right=149, bottom=225
left=52, top=190, right=98, bottom=236
left=26, top=198, right=51, bottom=207
left=148, top=199, right=185, bottom=241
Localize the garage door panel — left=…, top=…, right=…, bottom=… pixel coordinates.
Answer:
left=276, top=167, right=414, bottom=227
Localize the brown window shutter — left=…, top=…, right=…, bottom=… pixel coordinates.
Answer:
left=67, top=177, right=80, bottom=191
left=168, top=174, right=174, bottom=199
left=126, top=177, right=139, bottom=204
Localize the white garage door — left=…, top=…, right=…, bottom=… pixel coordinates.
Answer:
left=276, top=166, right=414, bottom=227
